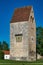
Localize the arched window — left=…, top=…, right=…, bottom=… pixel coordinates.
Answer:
left=30, top=16, right=34, bottom=23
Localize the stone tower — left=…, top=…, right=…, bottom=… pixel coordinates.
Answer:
left=10, top=6, right=36, bottom=61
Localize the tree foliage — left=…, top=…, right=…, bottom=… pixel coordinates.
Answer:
left=2, top=41, right=9, bottom=50
left=0, top=41, right=9, bottom=51
left=0, top=50, right=4, bottom=59
left=0, top=42, right=2, bottom=50
left=36, top=27, right=43, bottom=56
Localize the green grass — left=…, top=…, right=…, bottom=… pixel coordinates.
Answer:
left=0, top=59, right=43, bottom=65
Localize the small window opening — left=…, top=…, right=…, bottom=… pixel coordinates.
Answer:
left=15, top=34, right=22, bottom=42
left=31, top=16, right=34, bottom=23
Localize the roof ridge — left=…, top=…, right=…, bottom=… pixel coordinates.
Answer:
left=15, top=6, right=32, bottom=10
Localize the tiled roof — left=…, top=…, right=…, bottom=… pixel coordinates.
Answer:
left=3, top=51, right=10, bottom=54
left=10, top=6, right=32, bottom=23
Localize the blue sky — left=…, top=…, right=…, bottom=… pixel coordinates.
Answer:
left=0, top=0, right=43, bottom=46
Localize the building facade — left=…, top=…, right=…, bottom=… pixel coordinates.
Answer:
left=10, top=6, right=36, bottom=61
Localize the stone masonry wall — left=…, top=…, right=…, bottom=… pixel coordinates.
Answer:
left=10, top=21, right=29, bottom=60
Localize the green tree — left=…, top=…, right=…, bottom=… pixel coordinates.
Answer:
left=0, top=50, right=4, bottom=59
left=0, top=42, right=2, bottom=50
left=36, top=27, right=43, bottom=56
left=2, top=41, right=9, bottom=50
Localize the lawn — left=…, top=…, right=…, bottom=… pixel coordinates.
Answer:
left=0, top=59, right=43, bottom=65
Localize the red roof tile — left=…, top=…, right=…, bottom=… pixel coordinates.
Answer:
left=10, top=6, right=32, bottom=23
left=3, top=51, right=10, bottom=54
